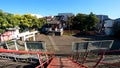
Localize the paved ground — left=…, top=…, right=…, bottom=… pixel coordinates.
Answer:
left=35, top=34, right=83, bottom=54
left=35, top=33, right=120, bottom=54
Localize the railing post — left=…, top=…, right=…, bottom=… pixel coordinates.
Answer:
left=93, top=51, right=106, bottom=68
left=45, top=53, right=49, bottom=64
left=14, top=40, right=18, bottom=50
left=24, top=42, right=28, bottom=51
left=37, top=54, right=44, bottom=68
left=82, top=52, right=89, bottom=64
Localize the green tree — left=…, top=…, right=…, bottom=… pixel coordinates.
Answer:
left=72, top=12, right=98, bottom=31
left=73, top=13, right=87, bottom=31
left=19, top=14, right=33, bottom=31
left=67, top=15, right=75, bottom=33
left=18, top=14, right=46, bottom=32
left=37, top=18, right=46, bottom=28
left=86, top=12, right=99, bottom=31
left=7, top=14, right=20, bottom=28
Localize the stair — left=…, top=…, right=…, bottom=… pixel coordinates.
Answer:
left=47, top=57, right=87, bottom=68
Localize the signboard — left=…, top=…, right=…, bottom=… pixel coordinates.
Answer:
left=26, top=41, right=46, bottom=52
left=0, top=31, right=15, bottom=42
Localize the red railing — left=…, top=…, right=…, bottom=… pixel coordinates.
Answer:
left=98, top=50, right=120, bottom=67
left=71, top=50, right=120, bottom=68
left=68, top=57, right=88, bottom=68
left=0, top=48, right=54, bottom=68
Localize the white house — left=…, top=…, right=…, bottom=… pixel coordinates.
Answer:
left=104, top=20, right=114, bottom=35
left=96, top=15, right=110, bottom=33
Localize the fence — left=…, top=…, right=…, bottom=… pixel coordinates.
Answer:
left=25, top=41, right=47, bottom=52
left=0, top=48, right=54, bottom=68
left=71, top=40, right=120, bottom=68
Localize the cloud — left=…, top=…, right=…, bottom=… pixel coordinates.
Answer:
left=31, top=14, right=43, bottom=18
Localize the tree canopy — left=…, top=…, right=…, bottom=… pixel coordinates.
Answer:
left=0, top=10, right=46, bottom=33
left=70, top=12, right=99, bottom=31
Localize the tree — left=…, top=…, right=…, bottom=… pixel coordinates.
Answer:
left=7, top=14, right=20, bottom=28
left=72, top=12, right=99, bottom=31
left=86, top=12, right=99, bottom=31
left=73, top=13, right=87, bottom=31
left=67, top=15, right=75, bottom=33
left=0, top=10, right=8, bottom=32
left=19, top=14, right=34, bottom=31
left=0, top=10, right=47, bottom=33
left=36, top=18, right=46, bottom=28
left=19, top=14, right=46, bottom=32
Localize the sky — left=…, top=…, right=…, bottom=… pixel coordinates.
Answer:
left=0, top=0, right=120, bottom=19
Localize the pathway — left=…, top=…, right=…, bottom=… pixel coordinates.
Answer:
left=47, top=57, right=87, bottom=68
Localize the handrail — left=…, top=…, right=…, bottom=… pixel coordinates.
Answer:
left=0, top=48, right=54, bottom=54
left=98, top=50, right=120, bottom=67
left=0, top=48, right=54, bottom=68
left=71, top=50, right=120, bottom=68
left=36, top=57, right=53, bottom=68
left=68, top=57, right=88, bottom=68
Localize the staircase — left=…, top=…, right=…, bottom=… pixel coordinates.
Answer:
left=0, top=48, right=120, bottom=68
left=47, top=57, right=87, bottom=68
left=0, top=49, right=84, bottom=68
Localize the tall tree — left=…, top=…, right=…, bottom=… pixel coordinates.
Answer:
left=73, top=13, right=87, bottom=31
left=86, top=12, right=99, bottom=31
left=67, top=15, right=75, bottom=32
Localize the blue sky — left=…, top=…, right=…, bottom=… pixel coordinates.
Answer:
left=0, top=0, right=120, bottom=19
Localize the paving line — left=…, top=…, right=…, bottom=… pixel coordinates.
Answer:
left=48, top=36, right=59, bottom=51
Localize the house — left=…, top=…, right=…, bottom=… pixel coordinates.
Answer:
left=104, top=19, right=114, bottom=35
left=43, top=16, right=64, bottom=36
left=58, top=13, right=74, bottom=22
left=114, top=18, right=120, bottom=23
left=96, top=15, right=110, bottom=33
left=96, top=15, right=109, bottom=22
left=45, top=16, right=54, bottom=22
left=42, top=13, right=74, bottom=36
left=113, top=18, right=120, bottom=36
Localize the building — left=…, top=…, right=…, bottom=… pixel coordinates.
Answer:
left=96, top=15, right=109, bottom=22
left=42, top=13, right=74, bottom=36
left=113, top=18, right=120, bottom=36
left=104, top=19, right=114, bottom=35
left=43, top=16, right=64, bottom=36
left=58, top=13, right=74, bottom=21
left=45, top=16, right=54, bottom=22
left=114, top=18, right=120, bottom=23
left=96, top=15, right=110, bottom=33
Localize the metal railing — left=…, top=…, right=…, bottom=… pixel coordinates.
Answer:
left=0, top=48, right=54, bottom=68
left=71, top=40, right=120, bottom=68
